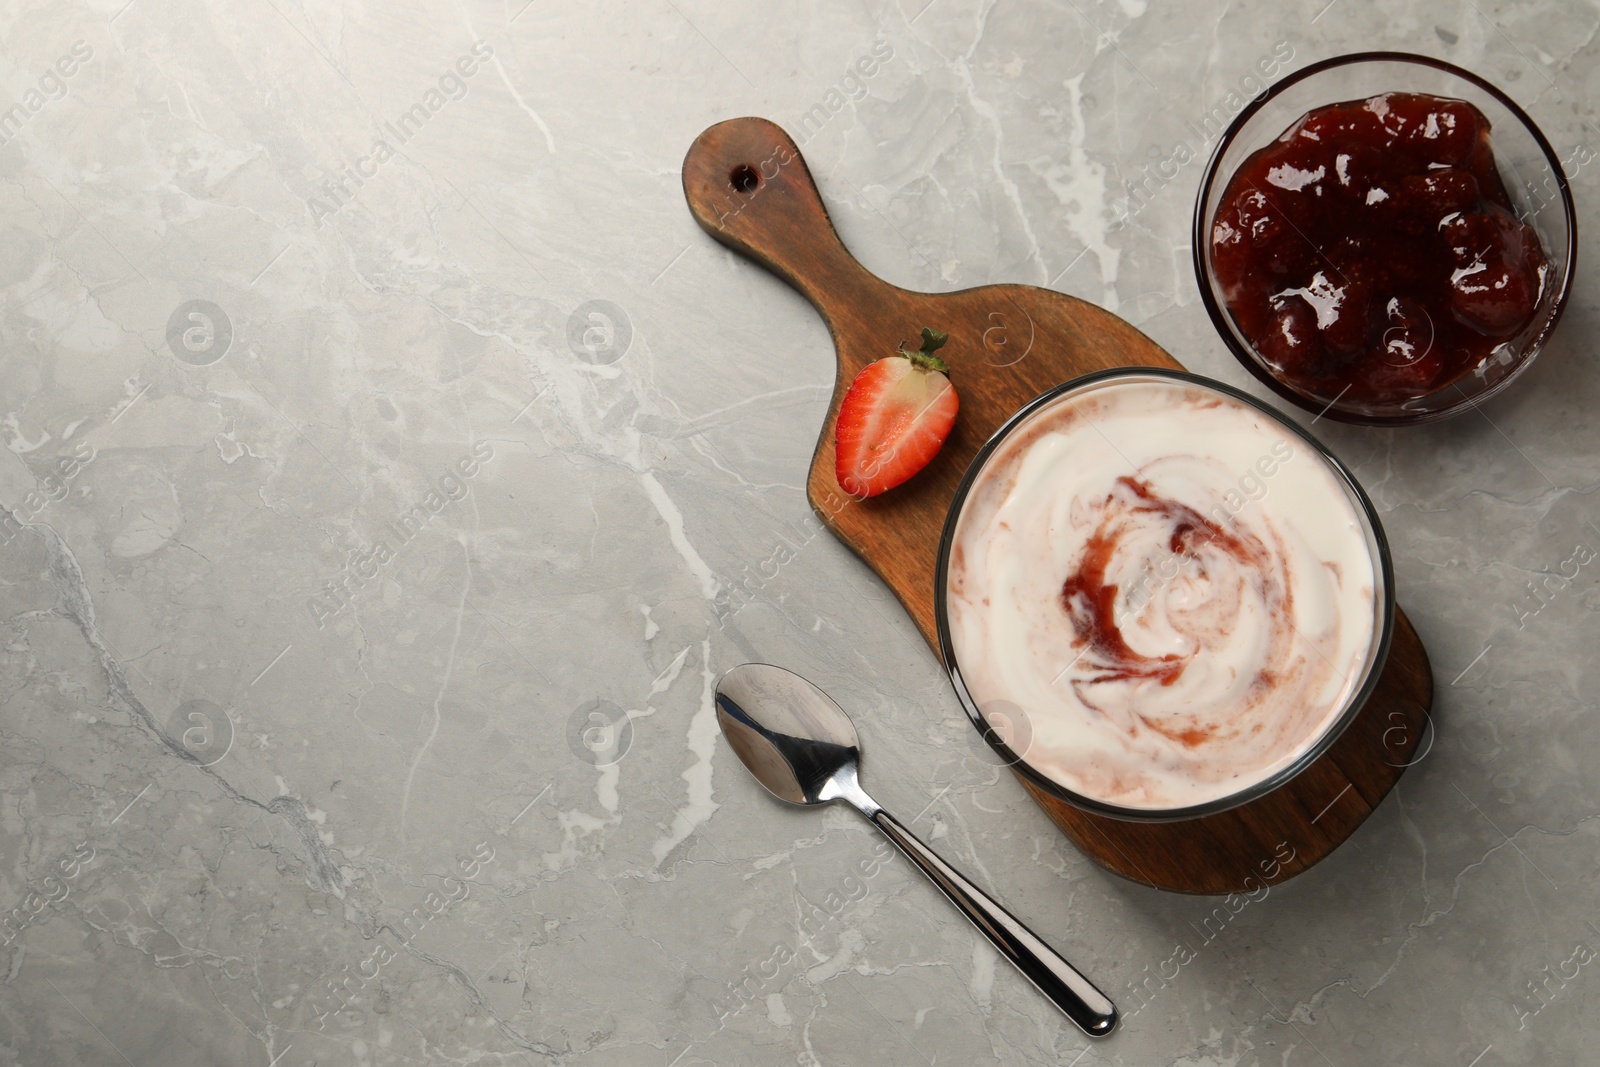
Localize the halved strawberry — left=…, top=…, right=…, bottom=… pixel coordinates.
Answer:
left=834, top=328, right=958, bottom=498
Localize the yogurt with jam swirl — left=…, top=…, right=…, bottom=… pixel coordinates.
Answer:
left=945, top=376, right=1382, bottom=811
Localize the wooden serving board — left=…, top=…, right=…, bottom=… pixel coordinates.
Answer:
left=683, top=117, right=1434, bottom=895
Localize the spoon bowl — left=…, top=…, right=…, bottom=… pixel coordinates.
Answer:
left=714, top=662, right=1118, bottom=1038
left=714, top=663, right=860, bottom=806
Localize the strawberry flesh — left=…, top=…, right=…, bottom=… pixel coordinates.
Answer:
left=835, top=331, right=958, bottom=498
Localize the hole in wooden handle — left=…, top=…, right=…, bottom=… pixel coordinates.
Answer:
left=729, top=163, right=760, bottom=193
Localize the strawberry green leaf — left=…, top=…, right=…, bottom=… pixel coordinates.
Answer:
left=898, top=327, right=951, bottom=374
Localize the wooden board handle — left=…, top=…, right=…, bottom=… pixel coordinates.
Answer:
left=682, top=117, right=883, bottom=310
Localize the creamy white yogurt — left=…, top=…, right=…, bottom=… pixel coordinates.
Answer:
left=945, top=376, right=1382, bottom=811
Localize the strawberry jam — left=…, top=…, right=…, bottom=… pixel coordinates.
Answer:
left=1210, top=92, right=1548, bottom=408
left=1058, top=475, right=1274, bottom=694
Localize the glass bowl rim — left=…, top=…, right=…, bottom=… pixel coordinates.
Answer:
left=932, top=366, right=1398, bottom=823
left=1189, top=49, right=1579, bottom=427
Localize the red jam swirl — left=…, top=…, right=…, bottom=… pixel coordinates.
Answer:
left=1210, top=91, right=1549, bottom=407
left=1058, top=475, right=1291, bottom=748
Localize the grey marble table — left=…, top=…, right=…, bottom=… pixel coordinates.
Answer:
left=1, top=1, right=1597, bottom=1064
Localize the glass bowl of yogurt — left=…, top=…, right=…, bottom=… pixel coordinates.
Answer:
left=936, top=369, right=1395, bottom=822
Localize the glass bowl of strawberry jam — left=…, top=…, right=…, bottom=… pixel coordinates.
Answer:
left=1194, top=53, right=1576, bottom=425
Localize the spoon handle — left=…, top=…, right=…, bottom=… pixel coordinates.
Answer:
left=869, top=808, right=1118, bottom=1037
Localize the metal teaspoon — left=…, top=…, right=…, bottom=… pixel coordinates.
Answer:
left=713, top=662, right=1118, bottom=1038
